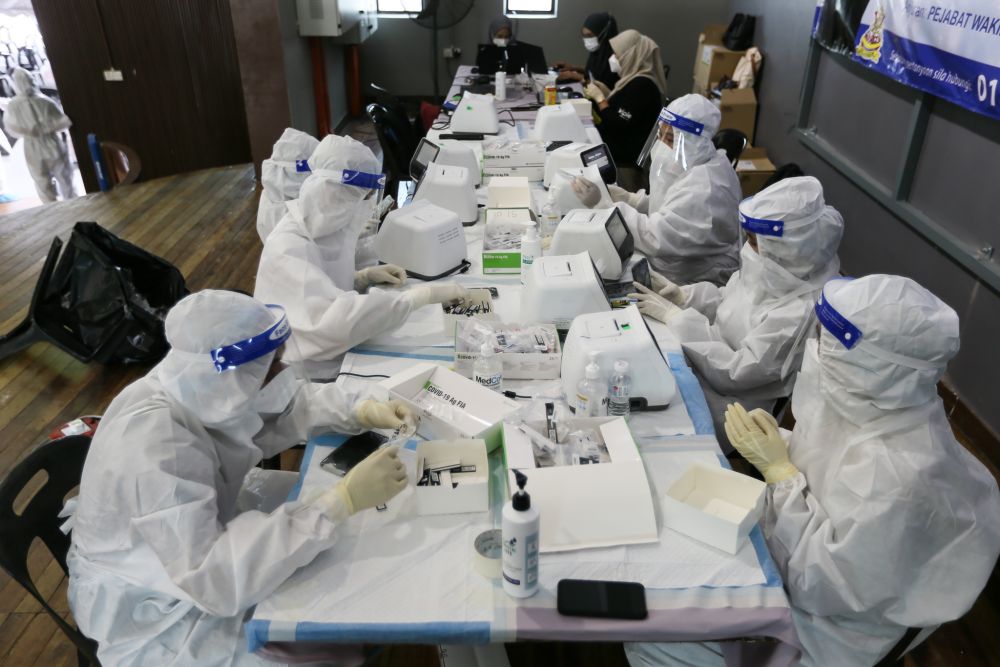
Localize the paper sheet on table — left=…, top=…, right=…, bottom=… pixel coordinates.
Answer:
left=538, top=449, right=766, bottom=590
left=257, top=446, right=495, bottom=626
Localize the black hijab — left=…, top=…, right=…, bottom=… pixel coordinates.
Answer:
left=583, top=12, right=620, bottom=90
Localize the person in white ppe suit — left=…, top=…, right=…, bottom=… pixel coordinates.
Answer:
left=65, top=290, right=416, bottom=666
left=628, top=275, right=1000, bottom=667
left=577, top=94, right=741, bottom=286
left=256, top=127, right=319, bottom=243
left=4, top=67, right=79, bottom=202
left=255, top=134, right=467, bottom=379
left=629, top=177, right=843, bottom=450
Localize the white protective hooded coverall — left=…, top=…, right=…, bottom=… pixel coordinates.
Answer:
left=254, top=134, right=415, bottom=379
left=65, top=290, right=367, bottom=667
left=628, top=275, right=1000, bottom=667
left=4, top=67, right=79, bottom=202
left=614, top=94, right=741, bottom=286
left=668, top=176, right=844, bottom=449
left=257, top=127, right=320, bottom=243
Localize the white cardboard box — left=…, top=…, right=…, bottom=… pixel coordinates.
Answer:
left=482, top=139, right=547, bottom=169
left=414, top=439, right=489, bottom=515
left=487, top=176, right=532, bottom=209
left=501, top=417, right=658, bottom=552
left=454, top=321, right=562, bottom=380
left=662, top=463, right=766, bottom=554
left=382, top=363, right=520, bottom=453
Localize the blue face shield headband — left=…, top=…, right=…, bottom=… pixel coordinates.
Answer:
left=815, top=283, right=862, bottom=350
left=739, top=206, right=785, bottom=237
left=210, top=305, right=291, bottom=372
left=660, top=109, right=705, bottom=136
left=295, top=159, right=311, bottom=173
left=340, top=169, right=386, bottom=190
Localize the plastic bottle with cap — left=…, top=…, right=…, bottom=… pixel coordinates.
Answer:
left=473, top=340, right=503, bottom=392
left=520, top=222, right=542, bottom=285
left=607, top=359, right=632, bottom=419
left=502, top=469, right=540, bottom=598
left=575, top=351, right=606, bottom=417
left=495, top=72, right=507, bottom=101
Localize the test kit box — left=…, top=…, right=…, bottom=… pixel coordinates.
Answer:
left=454, top=321, right=562, bottom=380
left=501, top=417, right=658, bottom=552
left=715, top=87, right=757, bottom=143
left=736, top=146, right=775, bottom=197
left=693, top=24, right=747, bottom=92
left=662, top=463, right=766, bottom=554
left=482, top=140, right=546, bottom=182
left=441, top=288, right=500, bottom=336
left=481, top=208, right=534, bottom=274
left=414, top=439, right=489, bottom=516
left=486, top=176, right=532, bottom=209
left=382, top=363, right=520, bottom=453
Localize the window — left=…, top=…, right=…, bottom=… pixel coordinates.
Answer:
left=377, top=0, right=422, bottom=14
left=504, top=0, right=557, bottom=19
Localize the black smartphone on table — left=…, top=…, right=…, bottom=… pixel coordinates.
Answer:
left=320, top=432, right=388, bottom=476
left=557, top=579, right=648, bottom=620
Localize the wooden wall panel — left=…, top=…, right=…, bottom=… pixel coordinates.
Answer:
left=30, top=0, right=251, bottom=191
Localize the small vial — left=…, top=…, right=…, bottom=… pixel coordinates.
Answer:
left=575, top=352, right=605, bottom=417
left=540, top=191, right=560, bottom=238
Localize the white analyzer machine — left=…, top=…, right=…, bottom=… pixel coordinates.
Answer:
left=410, top=137, right=481, bottom=187
left=543, top=142, right=617, bottom=187
left=561, top=305, right=677, bottom=412
left=450, top=92, right=500, bottom=135
left=375, top=200, right=469, bottom=280
left=520, top=251, right=611, bottom=330
left=412, top=162, right=478, bottom=225
left=550, top=208, right=635, bottom=280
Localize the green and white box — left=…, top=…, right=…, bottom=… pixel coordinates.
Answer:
left=482, top=208, right=534, bottom=274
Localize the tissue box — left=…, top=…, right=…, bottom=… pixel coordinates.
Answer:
left=501, top=417, right=658, bottom=552
left=482, top=208, right=534, bottom=274
left=382, top=363, right=520, bottom=452
left=487, top=176, right=532, bottom=209
left=663, top=463, right=766, bottom=554
left=414, top=439, right=489, bottom=515
left=454, top=321, right=561, bottom=380
left=441, top=288, right=500, bottom=336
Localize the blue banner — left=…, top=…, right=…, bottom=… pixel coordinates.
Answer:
left=852, top=1, right=1000, bottom=121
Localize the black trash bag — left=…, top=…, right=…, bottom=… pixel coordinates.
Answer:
left=0, top=222, right=189, bottom=364
left=723, top=14, right=756, bottom=51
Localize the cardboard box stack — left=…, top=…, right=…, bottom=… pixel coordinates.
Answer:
left=692, top=24, right=758, bottom=143
left=735, top=146, right=776, bottom=197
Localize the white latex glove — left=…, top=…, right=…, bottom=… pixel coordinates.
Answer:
left=570, top=177, right=602, bottom=208
left=584, top=82, right=606, bottom=104
left=648, top=270, right=684, bottom=305
left=723, top=404, right=800, bottom=484
left=354, top=399, right=418, bottom=433
left=355, top=264, right=407, bottom=291
left=404, top=283, right=468, bottom=309
left=607, top=184, right=631, bottom=203
left=628, top=283, right=683, bottom=323
left=317, top=446, right=408, bottom=515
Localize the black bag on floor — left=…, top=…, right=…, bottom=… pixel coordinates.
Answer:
left=723, top=14, right=756, bottom=51
left=0, top=222, right=189, bottom=364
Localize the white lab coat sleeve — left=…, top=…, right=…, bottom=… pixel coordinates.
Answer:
left=764, top=453, right=938, bottom=620
left=669, top=299, right=810, bottom=395
left=130, top=417, right=341, bottom=618
left=255, top=235, right=414, bottom=363
left=616, top=175, right=719, bottom=262
left=253, top=381, right=365, bottom=458
left=681, top=281, right=724, bottom=320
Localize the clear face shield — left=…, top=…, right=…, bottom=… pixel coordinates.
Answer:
left=736, top=196, right=783, bottom=286
left=637, top=107, right=708, bottom=210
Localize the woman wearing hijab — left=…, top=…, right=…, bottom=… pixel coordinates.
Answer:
left=488, top=16, right=514, bottom=47
left=585, top=30, right=667, bottom=182
left=554, top=12, right=620, bottom=90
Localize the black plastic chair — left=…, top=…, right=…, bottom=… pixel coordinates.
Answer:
left=370, top=82, right=422, bottom=143
left=0, top=435, right=100, bottom=665
left=366, top=102, right=416, bottom=201
left=713, top=128, right=749, bottom=168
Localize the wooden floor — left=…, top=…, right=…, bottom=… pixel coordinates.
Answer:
left=0, top=163, right=996, bottom=666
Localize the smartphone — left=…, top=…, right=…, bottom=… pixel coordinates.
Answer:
left=557, top=579, right=648, bottom=620
left=320, top=432, right=388, bottom=476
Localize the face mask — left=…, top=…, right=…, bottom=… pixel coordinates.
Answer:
left=493, top=38, right=509, bottom=48
left=583, top=36, right=600, bottom=52
left=608, top=54, right=621, bottom=74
